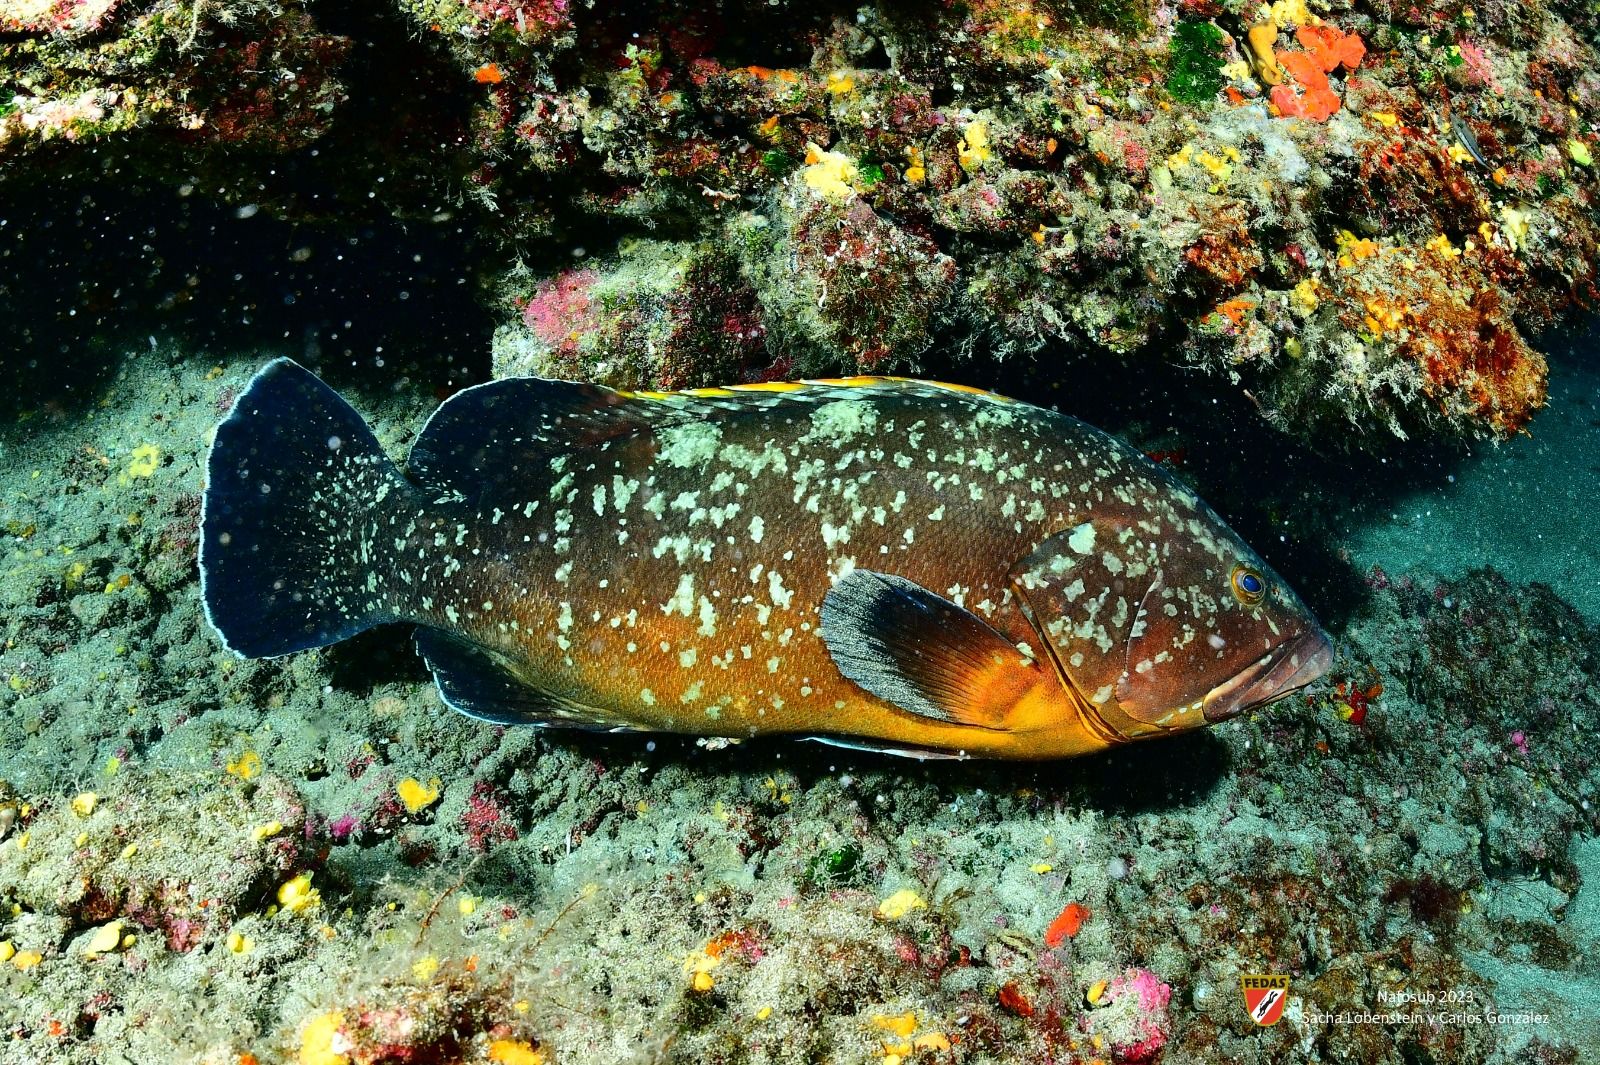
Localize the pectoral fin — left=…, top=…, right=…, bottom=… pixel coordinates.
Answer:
left=820, top=570, right=1042, bottom=730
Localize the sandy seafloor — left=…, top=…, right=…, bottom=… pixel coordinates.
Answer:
left=2, top=298, right=1600, bottom=1065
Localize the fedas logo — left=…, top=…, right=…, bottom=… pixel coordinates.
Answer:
left=1241, top=974, right=1290, bottom=1026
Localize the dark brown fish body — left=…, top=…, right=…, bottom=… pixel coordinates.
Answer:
left=201, top=361, right=1332, bottom=760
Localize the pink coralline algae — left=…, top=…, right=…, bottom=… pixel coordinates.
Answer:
left=328, top=813, right=359, bottom=843
left=521, top=270, right=601, bottom=352
left=1099, top=968, right=1173, bottom=1063
left=501, top=241, right=771, bottom=388
left=1456, top=40, right=1500, bottom=91
left=0, top=0, right=120, bottom=35
left=461, top=781, right=518, bottom=852
left=467, top=0, right=570, bottom=37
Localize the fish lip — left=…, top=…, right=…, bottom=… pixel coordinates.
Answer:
left=1202, top=629, right=1334, bottom=723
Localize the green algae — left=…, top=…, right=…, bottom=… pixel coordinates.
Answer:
left=803, top=843, right=864, bottom=888
left=1166, top=20, right=1226, bottom=106
left=760, top=149, right=797, bottom=176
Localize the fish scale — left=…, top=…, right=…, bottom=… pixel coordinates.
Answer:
left=409, top=391, right=1051, bottom=740
left=200, top=359, right=1332, bottom=760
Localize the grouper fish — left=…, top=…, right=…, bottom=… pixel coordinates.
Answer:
left=200, top=359, right=1333, bottom=760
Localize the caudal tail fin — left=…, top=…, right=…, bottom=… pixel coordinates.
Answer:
left=200, top=358, right=418, bottom=658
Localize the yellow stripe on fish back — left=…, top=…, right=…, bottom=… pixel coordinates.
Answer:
left=614, top=377, right=1019, bottom=405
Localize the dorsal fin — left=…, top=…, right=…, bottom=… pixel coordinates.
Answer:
left=407, top=375, right=1021, bottom=499
left=407, top=378, right=664, bottom=497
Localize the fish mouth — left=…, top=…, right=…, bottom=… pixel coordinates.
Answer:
left=1202, top=628, right=1334, bottom=723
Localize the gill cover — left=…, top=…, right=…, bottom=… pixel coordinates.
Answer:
left=1114, top=532, right=1257, bottom=720
left=1008, top=518, right=1158, bottom=716
left=1011, top=509, right=1331, bottom=734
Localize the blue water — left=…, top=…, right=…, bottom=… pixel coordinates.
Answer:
left=1346, top=321, right=1600, bottom=620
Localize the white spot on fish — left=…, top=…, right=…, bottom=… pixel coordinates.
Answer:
left=663, top=573, right=696, bottom=617
left=803, top=399, right=878, bottom=443
left=657, top=422, right=723, bottom=468
left=612, top=475, right=638, bottom=511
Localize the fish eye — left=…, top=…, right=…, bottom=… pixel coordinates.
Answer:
left=1230, top=564, right=1266, bottom=605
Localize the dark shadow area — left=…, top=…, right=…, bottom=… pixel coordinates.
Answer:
left=1049, top=728, right=1232, bottom=813
left=0, top=179, right=498, bottom=418
left=0, top=1, right=499, bottom=417
left=322, top=625, right=433, bottom=693
left=563, top=0, right=846, bottom=76
left=500, top=714, right=1232, bottom=818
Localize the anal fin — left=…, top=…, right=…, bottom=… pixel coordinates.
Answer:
left=416, top=629, right=638, bottom=731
